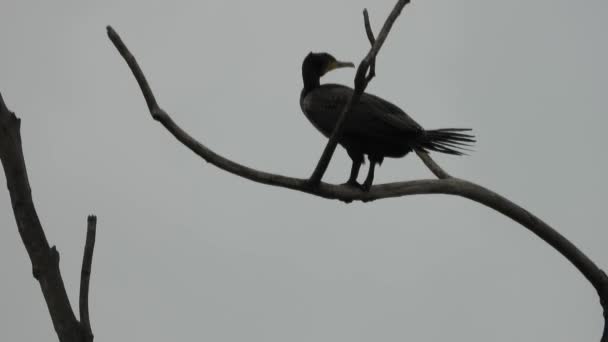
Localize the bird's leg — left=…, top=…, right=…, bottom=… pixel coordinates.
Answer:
left=362, top=159, right=377, bottom=192
left=343, top=151, right=364, bottom=188
left=346, top=160, right=362, bottom=185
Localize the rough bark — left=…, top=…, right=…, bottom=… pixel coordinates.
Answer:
left=0, top=93, right=96, bottom=342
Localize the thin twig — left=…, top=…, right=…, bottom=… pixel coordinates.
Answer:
left=414, top=149, right=452, bottom=179
left=359, top=9, right=450, bottom=181
left=363, top=9, right=376, bottom=83
left=308, top=0, right=410, bottom=185
left=79, top=215, right=97, bottom=342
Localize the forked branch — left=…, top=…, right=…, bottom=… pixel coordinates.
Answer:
left=0, top=93, right=97, bottom=342
left=106, top=1, right=607, bottom=340
left=361, top=8, right=450, bottom=181
left=308, top=0, right=410, bottom=184
left=363, top=9, right=377, bottom=84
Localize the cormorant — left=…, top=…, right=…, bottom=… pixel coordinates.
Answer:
left=300, top=52, right=474, bottom=191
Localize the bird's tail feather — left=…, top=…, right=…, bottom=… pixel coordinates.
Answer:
left=418, top=128, right=475, bottom=155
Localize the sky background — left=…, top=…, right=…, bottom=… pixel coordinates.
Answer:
left=1, top=1, right=607, bottom=341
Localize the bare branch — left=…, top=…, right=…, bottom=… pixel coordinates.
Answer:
left=360, top=8, right=449, bottom=182
left=360, top=8, right=452, bottom=181
left=363, top=9, right=376, bottom=83
left=414, top=149, right=452, bottom=179
left=0, top=93, right=85, bottom=342
left=106, top=27, right=160, bottom=117
left=106, top=3, right=608, bottom=339
left=79, top=215, right=97, bottom=342
left=308, top=0, right=410, bottom=185
left=107, top=22, right=608, bottom=269
left=363, top=9, right=375, bottom=45
left=360, top=9, right=449, bottom=181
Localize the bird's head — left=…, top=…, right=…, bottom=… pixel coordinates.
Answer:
left=303, top=52, right=354, bottom=79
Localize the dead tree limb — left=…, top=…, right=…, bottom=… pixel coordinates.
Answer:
left=0, top=93, right=97, bottom=342
left=361, top=8, right=451, bottom=182
left=362, top=9, right=377, bottom=84
left=308, top=0, right=410, bottom=184
left=106, top=1, right=608, bottom=340
left=79, top=215, right=97, bottom=342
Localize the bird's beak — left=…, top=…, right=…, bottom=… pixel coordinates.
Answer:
left=327, top=60, right=355, bottom=73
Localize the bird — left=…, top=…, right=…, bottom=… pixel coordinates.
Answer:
left=300, top=52, right=475, bottom=191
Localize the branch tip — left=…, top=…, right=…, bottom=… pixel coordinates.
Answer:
left=362, top=9, right=376, bottom=83
left=107, top=26, right=160, bottom=115
left=80, top=215, right=97, bottom=341
left=106, top=26, right=116, bottom=38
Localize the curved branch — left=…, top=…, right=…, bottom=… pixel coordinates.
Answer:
left=107, top=10, right=607, bottom=342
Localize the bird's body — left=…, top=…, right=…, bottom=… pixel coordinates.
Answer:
left=300, top=52, right=474, bottom=190
left=301, top=83, right=423, bottom=160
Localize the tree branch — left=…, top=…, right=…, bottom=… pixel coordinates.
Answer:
left=415, top=149, right=452, bottom=179
left=308, top=0, right=410, bottom=184
left=79, top=215, right=97, bottom=342
left=363, top=9, right=376, bottom=83
left=0, top=93, right=95, bottom=342
left=359, top=8, right=450, bottom=181
left=106, top=2, right=607, bottom=339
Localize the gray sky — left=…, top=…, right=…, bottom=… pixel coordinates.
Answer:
left=1, top=0, right=607, bottom=341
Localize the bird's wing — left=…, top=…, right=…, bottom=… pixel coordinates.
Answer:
left=301, top=84, right=423, bottom=138
left=358, top=91, right=423, bottom=132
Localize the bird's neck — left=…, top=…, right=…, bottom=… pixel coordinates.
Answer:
left=302, top=67, right=321, bottom=95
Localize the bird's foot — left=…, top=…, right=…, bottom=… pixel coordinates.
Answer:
left=361, top=180, right=373, bottom=192
left=305, top=178, right=321, bottom=190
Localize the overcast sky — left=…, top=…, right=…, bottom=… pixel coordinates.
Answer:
left=1, top=1, right=607, bottom=341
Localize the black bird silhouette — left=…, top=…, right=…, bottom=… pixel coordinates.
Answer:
left=300, top=52, right=475, bottom=191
